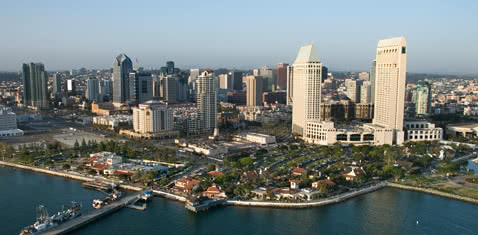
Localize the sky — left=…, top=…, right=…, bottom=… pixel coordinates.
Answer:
left=1, top=0, right=477, bottom=75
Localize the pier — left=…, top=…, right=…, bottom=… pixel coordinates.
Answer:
left=42, top=193, right=140, bottom=235
left=185, top=198, right=226, bottom=213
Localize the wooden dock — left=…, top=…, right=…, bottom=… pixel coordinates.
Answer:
left=42, top=194, right=139, bottom=235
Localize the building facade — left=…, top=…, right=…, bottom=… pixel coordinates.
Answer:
left=129, top=72, right=153, bottom=104
left=404, top=120, right=442, bottom=142
left=86, top=77, right=100, bottom=102
left=274, top=63, right=288, bottom=90
left=360, top=81, right=372, bottom=104
left=414, top=81, right=432, bottom=116
left=112, top=54, right=133, bottom=103
left=246, top=75, right=264, bottom=107
left=196, top=69, right=218, bottom=135
left=22, top=63, right=49, bottom=109
left=290, top=44, right=322, bottom=136
left=132, top=100, right=174, bottom=134
left=373, top=37, right=407, bottom=144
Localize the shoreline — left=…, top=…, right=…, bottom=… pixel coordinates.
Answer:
left=3, top=160, right=478, bottom=208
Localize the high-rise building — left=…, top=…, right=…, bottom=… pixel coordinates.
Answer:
left=286, top=65, right=293, bottom=105
left=231, top=71, right=243, bottom=91
left=414, top=81, right=432, bottom=116
left=322, top=66, right=328, bottom=82
left=160, top=75, right=177, bottom=104
left=358, top=72, right=370, bottom=81
left=218, top=74, right=232, bottom=89
left=86, top=77, right=100, bottom=102
left=246, top=75, right=264, bottom=107
left=67, top=79, right=76, bottom=93
left=22, top=63, right=49, bottom=109
left=290, top=44, right=322, bottom=136
left=132, top=100, right=174, bottom=134
left=113, top=54, right=133, bottom=103
left=176, top=76, right=189, bottom=102
left=188, top=68, right=200, bottom=100
left=344, top=79, right=362, bottom=103
left=129, top=72, right=153, bottom=104
left=258, top=66, right=276, bottom=92
left=100, top=79, right=113, bottom=100
left=370, top=60, right=376, bottom=104
left=373, top=37, right=407, bottom=144
left=52, top=73, right=62, bottom=96
left=360, top=81, right=372, bottom=104
left=274, top=63, right=288, bottom=90
left=196, top=69, right=217, bottom=135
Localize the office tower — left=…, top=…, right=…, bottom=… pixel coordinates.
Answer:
left=176, top=76, right=189, bottom=102
left=166, top=61, right=175, bottom=74
left=188, top=68, right=200, bottom=100
left=263, top=91, right=287, bottom=105
left=100, top=79, right=113, bottom=99
left=373, top=37, right=407, bottom=144
left=258, top=66, right=276, bottom=92
left=246, top=75, right=264, bottom=107
left=290, top=44, right=322, bottom=135
left=22, top=63, right=49, bottom=109
left=160, top=75, right=177, bottom=104
left=196, top=69, right=217, bottom=135
left=133, top=100, right=174, bottom=134
left=360, top=81, right=372, bottom=104
left=129, top=72, right=153, bottom=104
left=344, top=79, right=362, bottom=103
left=358, top=72, right=370, bottom=81
left=322, top=66, right=328, bottom=82
left=274, top=63, right=288, bottom=90
left=52, top=73, right=62, bottom=95
left=286, top=65, right=293, bottom=105
left=86, top=77, right=100, bottom=102
left=113, top=53, right=133, bottom=103
left=231, top=71, right=243, bottom=91
left=370, top=60, right=376, bottom=104
left=218, top=74, right=232, bottom=89
left=414, top=81, right=432, bottom=116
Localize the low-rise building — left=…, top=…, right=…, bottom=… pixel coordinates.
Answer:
left=446, top=123, right=478, bottom=138
left=174, top=177, right=200, bottom=194
left=404, top=120, right=442, bottom=142
left=0, top=105, right=23, bottom=138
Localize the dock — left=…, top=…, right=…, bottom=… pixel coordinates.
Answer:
left=185, top=198, right=225, bottom=213
left=42, top=194, right=139, bottom=235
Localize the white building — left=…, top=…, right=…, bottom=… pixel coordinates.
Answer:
left=196, top=69, right=218, bottom=135
left=373, top=37, right=407, bottom=145
left=245, top=133, right=276, bottom=145
left=93, top=115, right=132, bottom=129
left=290, top=44, right=323, bottom=136
left=132, top=100, right=173, bottom=134
left=0, top=106, right=23, bottom=138
left=404, top=120, right=442, bottom=142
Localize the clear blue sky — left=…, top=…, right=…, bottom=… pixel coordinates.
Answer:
left=1, top=0, right=477, bottom=74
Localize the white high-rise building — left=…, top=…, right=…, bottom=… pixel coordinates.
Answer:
left=290, top=44, right=322, bottom=136
left=373, top=37, right=407, bottom=144
left=132, top=100, right=173, bottom=134
left=196, top=69, right=217, bottom=135
left=360, top=81, right=372, bottom=104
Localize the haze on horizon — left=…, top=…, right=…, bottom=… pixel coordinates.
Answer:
left=1, top=0, right=477, bottom=75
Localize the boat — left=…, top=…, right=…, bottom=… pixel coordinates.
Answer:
left=472, top=157, right=478, bottom=164
left=92, top=190, right=122, bottom=209
left=92, top=199, right=104, bottom=209
left=140, top=190, right=153, bottom=202
left=20, top=202, right=82, bottom=235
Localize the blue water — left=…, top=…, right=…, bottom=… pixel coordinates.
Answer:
left=1, top=166, right=478, bottom=235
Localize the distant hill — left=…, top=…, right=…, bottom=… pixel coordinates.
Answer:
left=0, top=72, right=20, bottom=81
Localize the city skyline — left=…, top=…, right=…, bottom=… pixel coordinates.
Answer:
left=1, top=1, right=477, bottom=75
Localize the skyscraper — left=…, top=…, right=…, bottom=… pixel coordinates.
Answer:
left=370, top=60, right=376, bottom=104
left=86, top=77, right=100, bottom=102
left=344, top=79, right=362, bottom=103
left=160, top=75, right=177, bottom=104
left=196, top=69, right=217, bottom=135
left=274, top=63, right=288, bottom=90
left=246, top=75, right=264, bottom=107
left=113, top=54, right=133, bottom=103
left=322, top=66, right=328, bottom=82
left=231, top=71, right=243, bottom=91
left=218, top=74, right=232, bottom=89
left=414, top=81, right=432, bottom=116
left=290, top=44, right=322, bottom=136
left=52, top=73, right=62, bottom=96
left=360, top=81, right=372, bottom=104
left=22, top=63, right=49, bottom=109
left=258, top=66, right=276, bottom=92
left=373, top=37, right=407, bottom=144
left=129, top=72, right=153, bottom=104
left=100, top=79, right=113, bottom=101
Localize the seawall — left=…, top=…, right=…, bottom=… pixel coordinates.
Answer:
left=387, top=182, right=478, bottom=204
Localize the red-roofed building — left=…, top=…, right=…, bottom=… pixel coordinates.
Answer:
left=202, top=184, right=227, bottom=199
left=312, top=179, right=336, bottom=189
left=291, top=168, right=307, bottom=177
left=208, top=171, right=224, bottom=177
left=343, top=167, right=365, bottom=181
left=174, top=177, right=201, bottom=194
left=289, top=179, right=301, bottom=190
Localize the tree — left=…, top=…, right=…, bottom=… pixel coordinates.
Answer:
left=239, top=157, right=253, bottom=167
left=74, top=140, right=80, bottom=151
left=63, top=164, right=71, bottom=170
